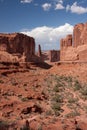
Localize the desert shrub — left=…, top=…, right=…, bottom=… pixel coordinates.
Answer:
left=53, top=75, right=61, bottom=82
left=59, top=76, right=72, bottom=82
left=52, top=103, right=62, bottom=116
left=0, top=120, right=9, bottom=129
left=80, top=85, right=87, bottom=96
left=21, top=97, right=29, bottom=102
left=80, top=85, right=87, bottom=100
left=52, top=94, right=63, bottom=103
left=54, top=111, right=60, bottom=116
left=64, top=76, right=73, bottom=88
left=57, top=76, right=73, bottom=88
left=53, top=85, right=60, bottom=92
left=66, top=111, right=80, bottom=118
left=0, top=79, right=4, bottom=84
left=58, top=75, right=64, bottom=79
left=37, top=124, right=43, bottom=130
left=57, top=82, right=64, bottom=88
left=52, top=103, right=61, bottom=110
left=66, top=76, right=72, bottom=82
left=68, top=98, right=78, bottom=104
left=45, top=110, right=53, bottom=116
left=74, top=80, right=82, bottom=91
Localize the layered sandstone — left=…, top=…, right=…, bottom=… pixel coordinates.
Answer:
left=73, top=23, right=87, bottom=47
left=60, top=34, right=72, bottom=49
left=60, top=22, right=87, bottom=61
left=60, top=35, right=75, bottom=61
left=0, top=33, right=35, bottom=62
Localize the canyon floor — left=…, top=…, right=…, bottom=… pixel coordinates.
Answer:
left=0, top=61, right=87, bottom=130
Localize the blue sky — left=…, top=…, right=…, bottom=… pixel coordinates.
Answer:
left=0, top=0, right=87, bottom=50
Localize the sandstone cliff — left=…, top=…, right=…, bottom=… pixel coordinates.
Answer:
left=60, top=22, right=87, bottom=61
left=0, top=33, right=35, bottom=62
left=73, top=23, right=87, bottom=47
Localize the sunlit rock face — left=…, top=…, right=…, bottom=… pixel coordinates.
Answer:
left=73, top=23, right=87, bottom=47
left=60, top=22, right=87, bottom=61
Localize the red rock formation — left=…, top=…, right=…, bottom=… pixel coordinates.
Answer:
left=49, top=50, right=60, bottom=62
left=60, top=22, right=87, bottom=61
left=38, top=44, right=42, bottom=57
left=60, top=34, right=72, bottom=49
left=60, top=35, right=73, bottom=61
left=0, top=33, right=35, bottom=62
left=73, top=23, right=87, bottom=47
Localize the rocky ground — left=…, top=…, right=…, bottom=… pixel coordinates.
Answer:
left=0, top=62, right=87, bottom=130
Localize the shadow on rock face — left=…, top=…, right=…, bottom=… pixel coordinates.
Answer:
left=30, top=62, right=52, bottom=69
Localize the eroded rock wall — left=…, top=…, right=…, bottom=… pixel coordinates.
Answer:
left=73, top=23, right=87, bottom=47
left=49, top=50, right=60, bottom=62
left=0, top=33, right=35, bottom=62
left=60, top=22, right=87, bottom=61
left=60, top=35, right=74, bottom=61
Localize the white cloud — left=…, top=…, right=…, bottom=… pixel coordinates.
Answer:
left=21, top=23, right=73, bottom=50
left=58, top=0, right=63, bottom=4
left=66, top=2, right=87, bottom=14
left=66, top=5, right=70, bottom=11
left=20, top=0, right=33, bottom=3
left=55, top=3, right=65, bottom=10
left=42, top=3, right=52, bottom=11
left=54, top=0, right=63, bottom=4
left=42, top=1, right=65, bottom=11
